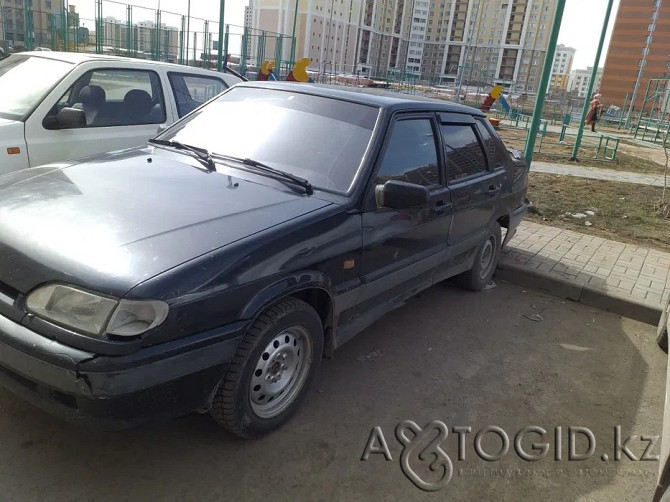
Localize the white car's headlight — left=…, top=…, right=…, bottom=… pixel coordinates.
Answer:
left=26, top=284, right=168, bottom=338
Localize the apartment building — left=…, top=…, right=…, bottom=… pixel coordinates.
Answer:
left=244, top=0, right=253, bottom=57
left=568, top=66, right=603, bottom=98
left=549, top=44, right=575, bottom=90
left=100, top=17, right=178, bottom=59
left=600, top=0, right=670, bottom=111
left=250, top=0, right=558, bottom=89
left=251, top=0, right=364, bottom=73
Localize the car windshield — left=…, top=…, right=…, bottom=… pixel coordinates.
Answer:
left=159, top=86, right=380, bottom=193
left=0, top=55, right=73, bottom=120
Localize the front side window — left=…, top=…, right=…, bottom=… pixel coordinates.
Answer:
left=168, top=73, right=227, bottom=118
left=376, top=118, right=440, bottom=187
left=0, top=54, right=73, bottom=120
left=47, top=69, right=165, bottom=128
left=160, top=87, right=380, bottom=193
left=442, top=124, right=488, bottom=183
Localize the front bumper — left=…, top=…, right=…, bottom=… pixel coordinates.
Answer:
left=0, top=313, right=244, bottom=429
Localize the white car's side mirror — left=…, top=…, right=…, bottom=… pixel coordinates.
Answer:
left=156, top=124, right=167, bottom=134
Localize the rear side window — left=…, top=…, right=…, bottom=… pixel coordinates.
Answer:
left=475, top=119, right=509, bottom=168
left=47, top=69, right=166, bottom=128
left=168, top=73, right=227, bottom=118
left=376, top=118, right=440, bottom=187
left=441, top=124, right=488, bottom=183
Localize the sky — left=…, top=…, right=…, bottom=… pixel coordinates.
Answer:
left=71, top=0, right=621, bottom=72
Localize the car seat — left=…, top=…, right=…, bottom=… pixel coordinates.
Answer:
left=122, top=89, right=155, bottom=125
left=74, top=85, right=106, bottom=126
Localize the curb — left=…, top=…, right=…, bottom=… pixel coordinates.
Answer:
left=495, top=259, right=663, bottom=326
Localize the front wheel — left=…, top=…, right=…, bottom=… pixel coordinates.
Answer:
left=210, top=297, right=324, bottom=438
left=456, top=221, right=501, bottom=291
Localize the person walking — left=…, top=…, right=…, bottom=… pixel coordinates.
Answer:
left=585, top=94, right=603, bottom=132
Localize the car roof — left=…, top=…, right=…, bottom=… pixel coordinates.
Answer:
left=235, top=81, right=485, bottom=115
left=14, top=51, right=231, bottom=74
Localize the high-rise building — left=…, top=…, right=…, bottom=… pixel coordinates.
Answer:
left=97, top=17, right=179, bottom=59
left=251, top=0, right=559, bottom=91
left=1, top=0, right=64, bottom=49
left=568, top=67, right=603, bottom=98
left=549, top=44, right=575, bottom=91
left=600, top=0, right=670, bottom=112
left=244, top=0, right=254, bottom=60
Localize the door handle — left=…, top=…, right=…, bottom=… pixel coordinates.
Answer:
left=487, top=185, right=501, bottom=196
left=431, top=200, right=451, bottom=215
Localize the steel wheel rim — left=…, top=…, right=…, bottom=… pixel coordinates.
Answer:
left=479, top=237, right=496, bottom=280
left=249, top=326, right=313, bottom=419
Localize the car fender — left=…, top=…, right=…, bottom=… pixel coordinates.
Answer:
left=0, top=119, right=28, bottom=173
left=240, top=271, right=336, bottom=323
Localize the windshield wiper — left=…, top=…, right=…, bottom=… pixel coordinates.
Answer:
left=212, top=153, right=313, bottom=195
left=148, top=138, right=216, bottom=172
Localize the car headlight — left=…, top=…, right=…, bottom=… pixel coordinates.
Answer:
left=26, top=284, right=168, bottom=338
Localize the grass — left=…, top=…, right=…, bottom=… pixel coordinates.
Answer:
left=526, top=172, right=670, bottom=252
left=498, top=128, right=667, bottom=174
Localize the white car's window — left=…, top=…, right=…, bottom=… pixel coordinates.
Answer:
left=46, top=69, right=166, bottom=128
left=0, top=55, right=73, bottom=120
left=168, top=72, right=227, bottom=118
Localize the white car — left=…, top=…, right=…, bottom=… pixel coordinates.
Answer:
left=0, top=51, right=242, bottom=173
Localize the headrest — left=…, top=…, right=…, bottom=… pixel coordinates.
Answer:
left=123, top=89, right=153, bottom=113
left=79, top=85, right=106, bottom=106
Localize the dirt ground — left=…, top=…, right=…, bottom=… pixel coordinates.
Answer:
left=526, top=173, right=670, bottom=252
left=0, top=282, right=663, bottom=502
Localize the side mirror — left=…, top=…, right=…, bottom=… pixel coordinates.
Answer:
left=376, top=180, right=430, bottom=210
left=156, top=123, right=167, bottom=134
left=43, top=107, right=86, bottom=130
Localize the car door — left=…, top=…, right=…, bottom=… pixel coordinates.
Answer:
left=24, top=65, right=170, bottom=167
left=440, top=113, right=504, bottom=246
left=357, top=114, right=452, bottom=311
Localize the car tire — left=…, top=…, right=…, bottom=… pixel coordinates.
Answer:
left=456, top=221, right=502, bottom=292
left=210, top=297, right=324, bottom=438
left=657, top=298, right=669, bottom=353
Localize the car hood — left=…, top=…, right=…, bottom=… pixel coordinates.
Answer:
left=0, top=148, right=332, bottom=296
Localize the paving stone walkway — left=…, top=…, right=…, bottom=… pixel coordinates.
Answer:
left=502, top=221, right=670, bottom=311
left=532, top=161, right=668, bottom=187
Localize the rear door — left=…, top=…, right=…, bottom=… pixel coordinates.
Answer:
left=440, top=114, right=504, bottom=245
left=167, top=72, right=230, bottom=118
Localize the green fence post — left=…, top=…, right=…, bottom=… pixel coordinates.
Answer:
left=25, top=0, right=34, bottom=51
left=223, top=24, right=229, bottom=70
left=274, top=35, right=282, bottom=76
left=240, top=26, right=249, bottom=75
left=257, top=30, right=266, bottom=71
left=290, top=0, right=298, bottom=68
left=217, top=0, right=225, bottom=72
left=95, top=0, right=102, bottom=54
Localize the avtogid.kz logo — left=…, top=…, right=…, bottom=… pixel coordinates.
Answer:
left=361, top=421, right=659, bottom=492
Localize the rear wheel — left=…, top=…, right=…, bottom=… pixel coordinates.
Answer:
left=210, top=297, right=323, bottom=438
left=456, top=221, right=501, bottom=291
